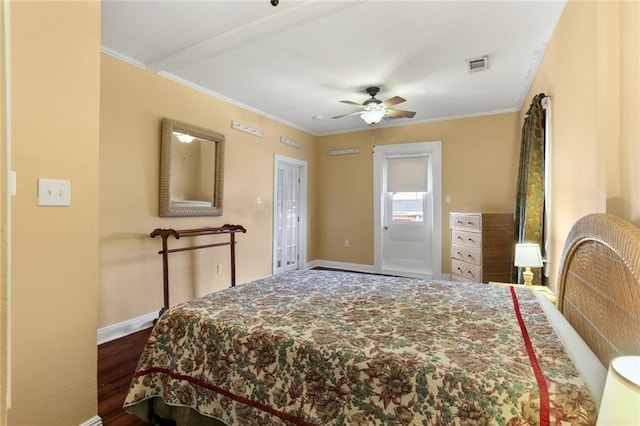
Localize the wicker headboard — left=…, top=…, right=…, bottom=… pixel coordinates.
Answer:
left=557, top=213, right=640, bottom=367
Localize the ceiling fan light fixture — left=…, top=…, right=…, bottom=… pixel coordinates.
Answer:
left=333, top=87, right=415, bottom=125
left=361, top=105, right=387, bottom=125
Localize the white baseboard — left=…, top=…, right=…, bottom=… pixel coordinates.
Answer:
left=79, top=415, right=102, bottom=426
left=306, top=260, right=376, bottom=274
left=97, top=311, right=157, bottom=345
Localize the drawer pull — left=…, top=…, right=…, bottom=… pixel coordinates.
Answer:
left=457, top=220, right=463, bottom=224
left=457, top=267, right=463, bottom=272
left=467, top=221, right=474, bottom=225
left=467, top=238, right=475, bottom=243
left=457, top=251, right=463, bottom=256
left=467, top=254, right=475, bottom=260
left=457, top=236, right=463, bottom=241
left=467, top=270, right=476, bottom=278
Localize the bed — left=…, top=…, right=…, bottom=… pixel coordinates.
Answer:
left=124, top=214, right=640, bottom=425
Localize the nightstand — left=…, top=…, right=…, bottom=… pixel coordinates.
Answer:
left=488, top=281, right=557, bottom=304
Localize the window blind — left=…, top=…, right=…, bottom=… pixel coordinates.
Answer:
left=386, top=155, right=428, bottom=193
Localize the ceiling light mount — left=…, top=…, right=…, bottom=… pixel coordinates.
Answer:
left=363, top=87, right=383, bottom=107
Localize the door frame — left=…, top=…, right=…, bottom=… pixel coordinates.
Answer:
left=273, top=155, right=307, bottom=274
left=373, top=141, right=442, bottom=279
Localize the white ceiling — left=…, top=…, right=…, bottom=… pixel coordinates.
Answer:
left=101, top=0, right=566, bottom=136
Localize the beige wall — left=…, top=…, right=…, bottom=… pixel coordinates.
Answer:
left=100, top=55, right=318, bottom=327
left=617, top=1, right=640, bottom=224
left=7, top=1, right=101, bottom=424
left=522, top=0, right=640, bottom=290
left=0, top=3, right=7, bottom=423
left=317, top=112, right=521, bottom=274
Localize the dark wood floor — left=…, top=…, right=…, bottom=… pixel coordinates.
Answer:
left=98, top=327, right=153, bottom=426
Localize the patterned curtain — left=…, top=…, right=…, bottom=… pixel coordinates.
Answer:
left=512, top=93, right=546, bottom=284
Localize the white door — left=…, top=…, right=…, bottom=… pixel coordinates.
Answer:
left=373, top=142, right=442, bottom=279
left=273, top=155, right=307, bottom=274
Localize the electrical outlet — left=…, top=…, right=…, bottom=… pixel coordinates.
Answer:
left=217, top=264, right=223, bottom=274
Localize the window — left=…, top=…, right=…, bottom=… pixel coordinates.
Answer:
left=391, top=192, right=424, bottom=222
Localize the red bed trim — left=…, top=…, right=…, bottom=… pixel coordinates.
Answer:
left=134, top=367, right=317, bottom=426
left=510, top=286, right=550, bottom=426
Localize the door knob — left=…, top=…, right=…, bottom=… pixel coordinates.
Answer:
left=383, top=226, right=389, bottom=230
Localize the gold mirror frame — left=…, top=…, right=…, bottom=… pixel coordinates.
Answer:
left=159, top=118, right=225, bottom=217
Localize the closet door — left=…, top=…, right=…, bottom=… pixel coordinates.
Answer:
left=274, top=163, right=299, bottom=274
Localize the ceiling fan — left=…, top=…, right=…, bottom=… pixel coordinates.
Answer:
left=332, top=87, right=416, bottom=125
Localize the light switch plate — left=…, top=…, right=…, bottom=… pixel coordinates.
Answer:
left=38, top=178, right=71, bottom=206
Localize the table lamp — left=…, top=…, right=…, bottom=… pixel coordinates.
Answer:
left=597, top=356, right=640, bottom=425
left=514, top=243, right=543, bottom=285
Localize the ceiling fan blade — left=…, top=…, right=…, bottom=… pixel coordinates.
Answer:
left=340, top=100, right=364, bottom=107
left=381, top=96, right=406, bottom=108
left=386, top=109, right=416, bottom=118
left=332, top=111, right=362, bottom=119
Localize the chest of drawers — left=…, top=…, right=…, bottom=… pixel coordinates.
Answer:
left=450, top=212, right=514, bottom=283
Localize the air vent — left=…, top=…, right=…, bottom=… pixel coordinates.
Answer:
left=466, top=55, right=489, bottom=73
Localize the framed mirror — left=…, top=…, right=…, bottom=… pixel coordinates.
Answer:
left=160, top=118, right=225, bottom=217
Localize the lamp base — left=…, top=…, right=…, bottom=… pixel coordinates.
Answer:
left=522, top=267, right=534, bottom=286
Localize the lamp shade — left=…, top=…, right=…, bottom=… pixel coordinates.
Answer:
left=361, top=105, right=386, bottom=124
left=514, top=243, right=543, bottom=267
left=597, top=356, right=640, bottom=425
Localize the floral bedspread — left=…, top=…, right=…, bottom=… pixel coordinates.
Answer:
left=124, top=270, right=596, bottom=425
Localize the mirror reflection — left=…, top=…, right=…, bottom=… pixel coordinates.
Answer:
left=160, top=118, right=224, bottom=217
